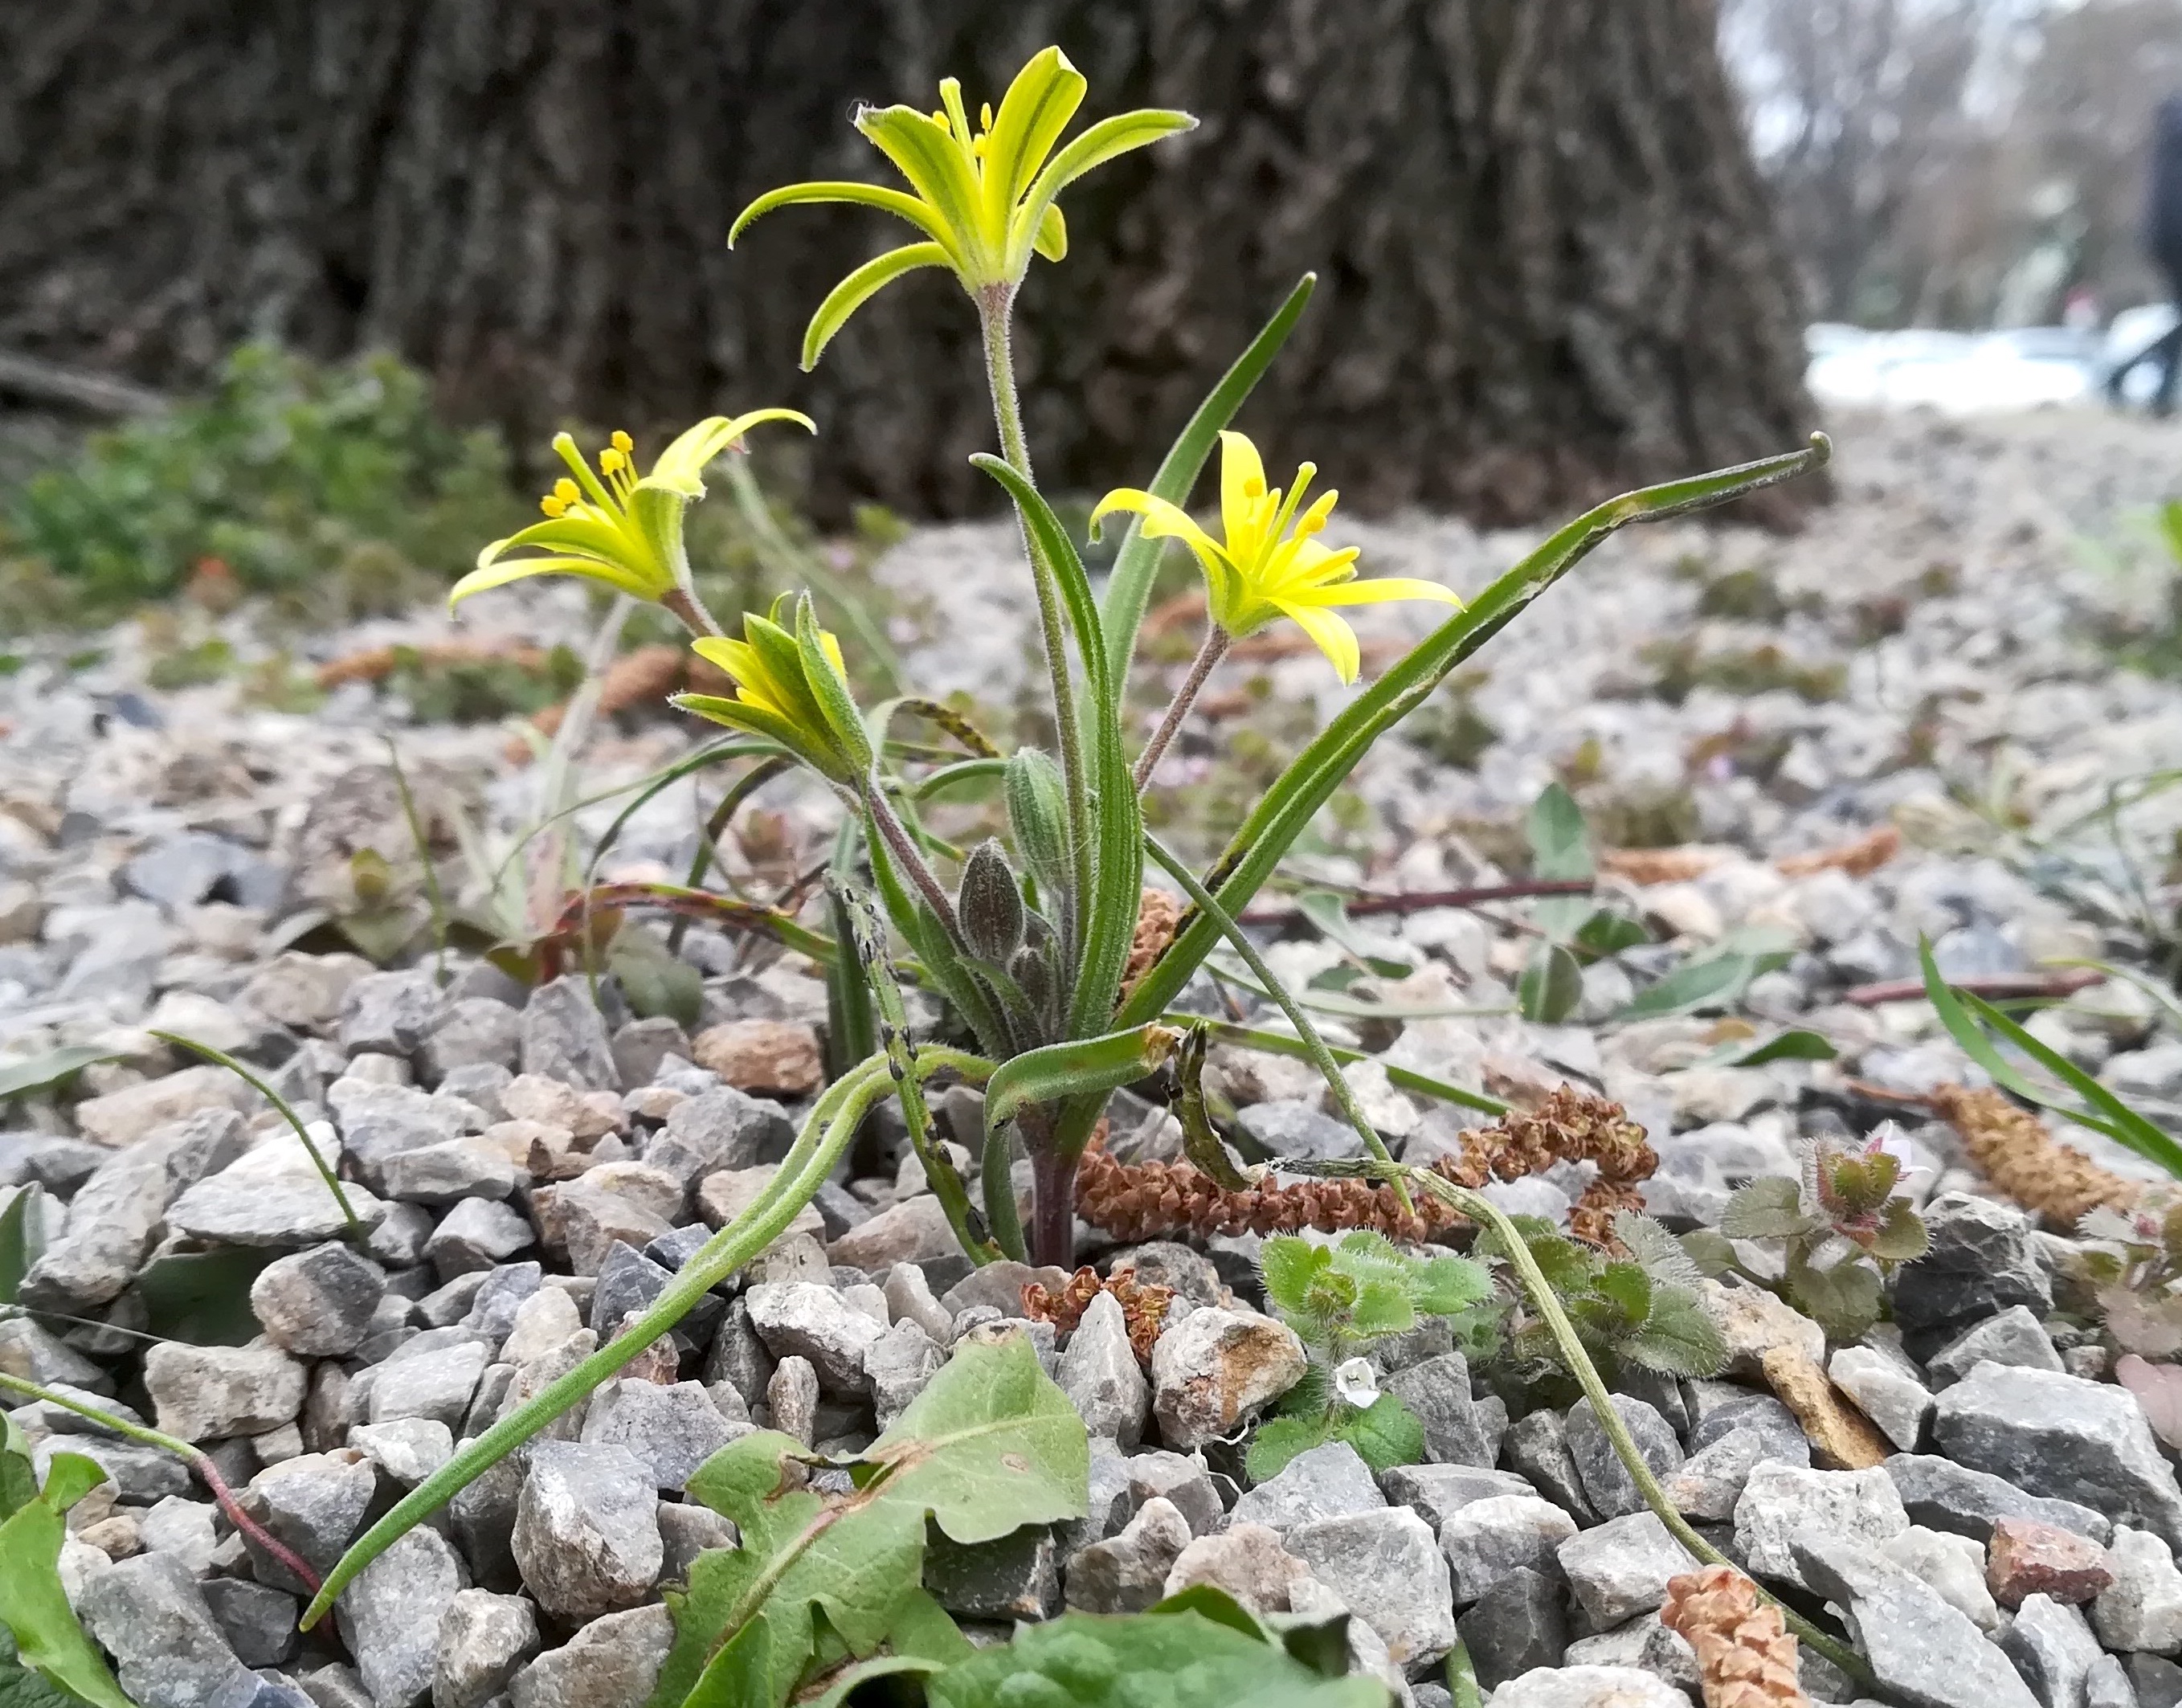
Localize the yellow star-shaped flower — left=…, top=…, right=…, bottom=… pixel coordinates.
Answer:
left=1092, top=431, right=1461, bottom=684
left=452, top=411, right=811, bottom=610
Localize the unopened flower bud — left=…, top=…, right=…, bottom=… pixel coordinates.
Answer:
left=958, top=840, right=1025, bottom=963
left=1004, top=749, right=1073, bottom=905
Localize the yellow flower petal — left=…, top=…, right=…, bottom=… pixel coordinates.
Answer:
left=1301, top=575, right=1465, bottom=610
left=1277, top=601, right=1363, bottom=684
left=1090, top=488, right=1232, bottom=582
left=1218, top=431, right=1269, bottom=552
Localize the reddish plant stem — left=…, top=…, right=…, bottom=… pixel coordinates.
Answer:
left=1029, top=1146, right=1079, bottom=1270
left=1845, top=967, right=2105, bottom=1007
left=194, top=1453, right=324, bottom=1596
left=1237, top=877, right=1595, bottom=923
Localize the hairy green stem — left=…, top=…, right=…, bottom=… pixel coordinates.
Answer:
left=1134, top=626, right=1230, bottom=791
left=150, top=1032, right=362, bottom=1240
left=977, top=292, right=1093, bottom=953
left=1142, top=834, right=1412, bottom=1214
left=303, top=1046, right=993, bottom=1628
left=660, top=586, right=725, bottom=639
left=1170, top=1016, right=1509, bottom=1118
left=862, top=781, right=964, bottom=948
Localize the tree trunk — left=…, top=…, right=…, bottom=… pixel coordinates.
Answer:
left=0, top=0, right=1816, bottom=525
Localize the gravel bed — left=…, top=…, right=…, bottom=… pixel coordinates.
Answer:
left=5, top=408, right=2182, bottom=1706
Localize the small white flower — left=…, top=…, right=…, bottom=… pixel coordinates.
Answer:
left=1332, top=1357, right=1379, bottom=1410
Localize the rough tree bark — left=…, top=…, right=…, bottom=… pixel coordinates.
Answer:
left=0, top=0, right=1816, bottom=524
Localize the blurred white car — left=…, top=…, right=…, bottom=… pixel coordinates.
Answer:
left=1807, top=325, right=2094, bottom=413
left=2103, top=304, right=2182, bottom=407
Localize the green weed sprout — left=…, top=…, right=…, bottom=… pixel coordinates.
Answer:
left=1251, top=1232, right=1489, bottom=1479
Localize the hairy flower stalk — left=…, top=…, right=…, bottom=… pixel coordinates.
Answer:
left=1134, top=625, right=1231, bottom=789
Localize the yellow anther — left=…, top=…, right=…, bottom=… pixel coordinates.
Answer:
left=540, top=495, right=568, bottom=517
left=554, top=478, right=579, bottom=503
left=599, top=447, right=627, bottom=476
left=611, top=430, right=634, bottom=454
left=979, top=102, right=993, bottom=131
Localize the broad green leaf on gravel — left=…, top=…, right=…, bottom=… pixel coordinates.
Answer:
left=917, top=1602, right=1389, bottom=1708
left=1330, top=1394, right=1426, bottom=1474
left=1611, top=951, right=1760, bottom=1020
left=0, top=1051, right=122, bottom=1105
left=1617, top=1287, right=1729, bottom=1379
left=607, top=923, right=705, bottom=1029
left=1517, top=941, right=1583, bottom=1024
left=1526, top=782, right=1593, bottom=941
left=137, top=1247, right=281, bottom=1346
left=654, top=1336, right=1088, bottom=1708
left=0, top=1189, right=44, bottom=1310
left=0, top=1435, right=129, bottom=1708
left=1294, top=892, right=1413, bottom=979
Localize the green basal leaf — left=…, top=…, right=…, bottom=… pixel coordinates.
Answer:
left=1408, top=1254, right=1492, bottom=1318
left=0, top=1051, right=122, bottom=1105
left=1244, top=1414, right=1336, bottom=1484
left=1609, top=1212, right=1707, bottom=1290
left=1718, top=1178, right=1812, bottom=1243
left=1617, top=1285, right=1729, bottom=1379
left=1680, top=1228, right=1739, bottom=1278
left=1294, top=892, right=1414, bottom=980
left=1612, top=951, right=1763, bottom=1021
left=1517, top=941, right=1583, bottom=1024
left=137, top=1247, right=280, bottom=1346
left=1590, top=1262, right=1653, bottom=1326
left=982, top=1025, right=1180, bottom=1156
left=656, top=1336, right=1087, bottom=1708
left=1331, top=1394, right=1427, bottom=1474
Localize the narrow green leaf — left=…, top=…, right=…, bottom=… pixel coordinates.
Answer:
left=1101, top=276, right=1317, bottom=689
left=1612, top=953, right=1756, bottom=1021
left=0, top=1051, right=121, bottom=1105
left=1294, top=892, right=1414, bottom=979
left=0, top=1191, right=43, bottom=1310
left=1117, top=435, right=1832, bottom=1026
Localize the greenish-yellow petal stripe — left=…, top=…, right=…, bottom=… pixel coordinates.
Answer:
left=801, top=242, right=954, bottom=369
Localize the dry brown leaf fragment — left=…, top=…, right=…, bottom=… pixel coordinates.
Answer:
left=1021, top=1266, right=1174, bottom=1364
left=1776, top=823, right=1900, bottom=878
left=1598, top=845, right=1735, bottom=885
left=315, top=639, right=547, bottom=689
left=1660, top=1565, right=1810, bottom=1708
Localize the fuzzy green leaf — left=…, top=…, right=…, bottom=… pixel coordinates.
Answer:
left=1408, top=1255, right=1492, bottom=1318
left=1590, top=1262, right=1653, bottom=1326
left=1245, top=1414, right=1338, bottom=1483
left=1718, top=1177, right=1811, bottom=1242
left=1680, top=1228, right=1739, bottom=1278
left=1611, top=1212, right=1707, bottom=1290
left=1617, top=1285, right=1729, bottom=1379
left=1783, top=1253, right=1883, bottom=1342
left=1331, top=1394, right=1427, bottom=1474
left=655, top=1336, right=1085, bottom=1708
left=1257, top=1239, right=1327, bottom=1321
left=1347, top=1279, right=1417, bottom=1340
left=1867, top=1199, right=1931, bottom=1265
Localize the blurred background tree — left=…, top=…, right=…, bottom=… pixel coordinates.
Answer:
left=0, top=0, right=1815, bottom=525
left=1725, top=0, right=2182, bottom=328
